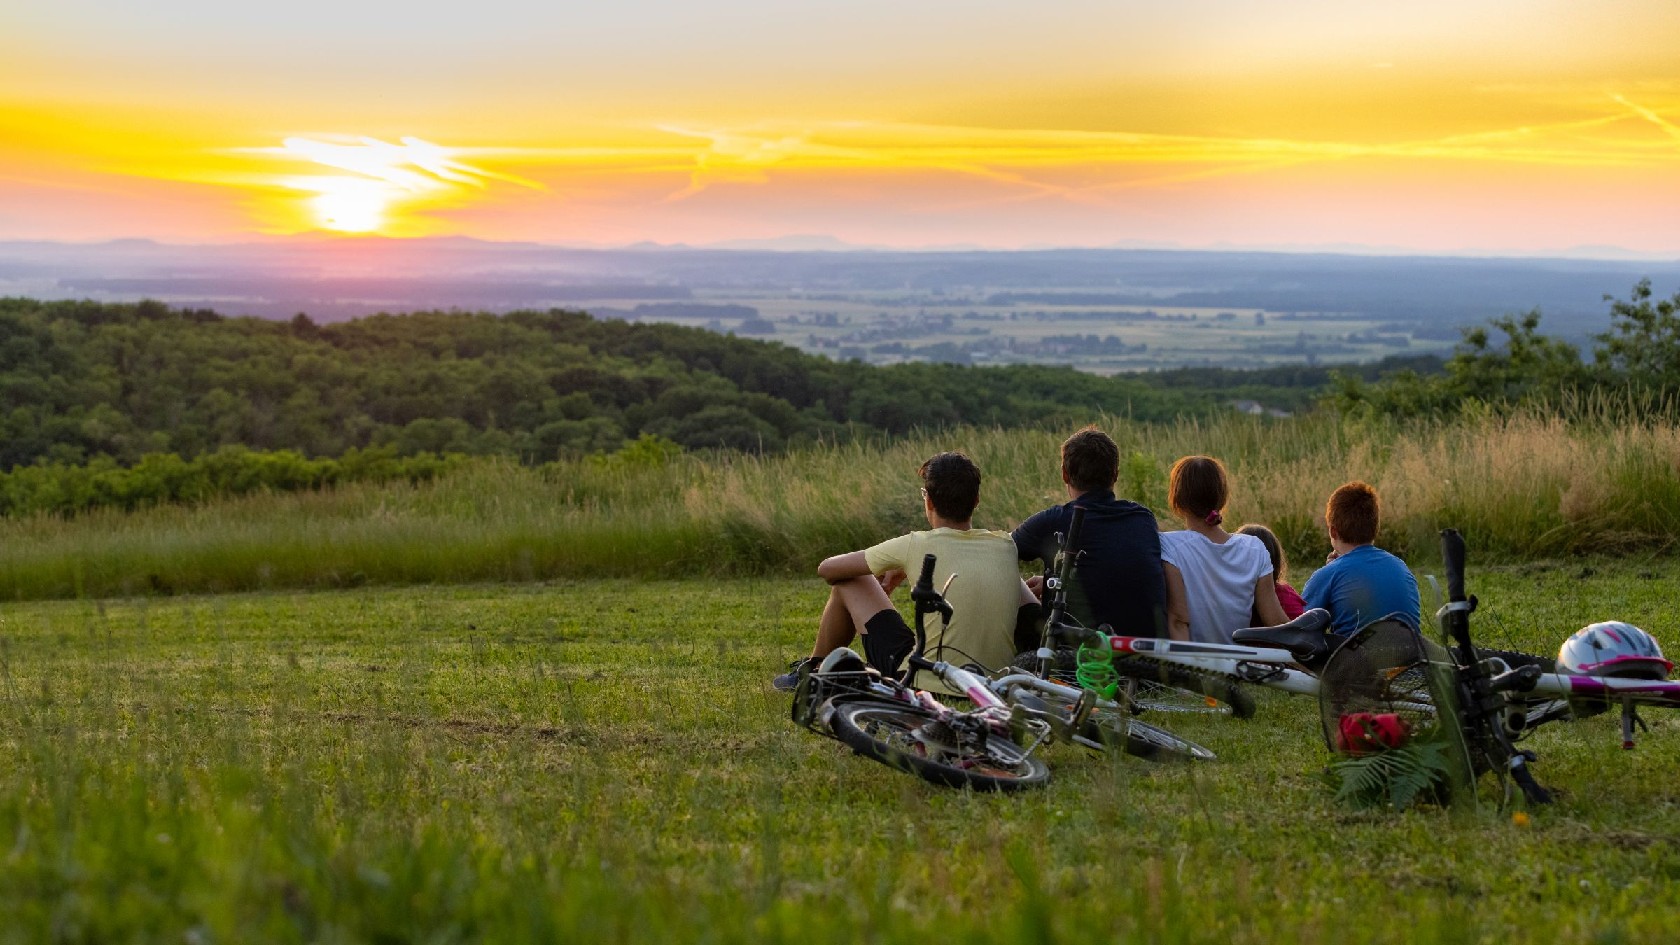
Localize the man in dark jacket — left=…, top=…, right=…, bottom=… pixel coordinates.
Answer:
left=1013, top=427, right=1169, bottom=639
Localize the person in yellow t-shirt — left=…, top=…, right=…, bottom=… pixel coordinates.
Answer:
left=772, top=451, right=1036, bottom=696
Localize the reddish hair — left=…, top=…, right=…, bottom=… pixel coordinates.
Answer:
left=1326, top=481, right=1381, bottom=545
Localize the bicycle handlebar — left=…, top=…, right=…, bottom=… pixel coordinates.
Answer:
left=1442, top=528, right=1466, bottom=603
left=916, top=553, right=937, bottom=593
left=1437, top=527, right=1553, bottom=805
left=1044, top=507, right=1086, bottom=635
left=911, top=553, right=953, bottom=620
left=1063, top=506, right=1086, bottom=568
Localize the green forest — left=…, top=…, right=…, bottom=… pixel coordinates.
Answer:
left=0, top=296, right=1409, bottom=467
left=5, top=279, right=1678, bottom=520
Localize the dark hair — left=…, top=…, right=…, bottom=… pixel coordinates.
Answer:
left=1238, top=523, right=1287, bottom=582
left=1326, top=480, right=1380, bottom=545
left=1168, top=455, right=1228, bottom=523
left=919, top=451, right=982, bottom=522
left=1061, top=426, right=1120, bottom=493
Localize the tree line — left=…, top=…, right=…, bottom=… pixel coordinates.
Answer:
left=2, top=296, right=1392, bottom=477
left=1327, top=280, right=1680, bottom=418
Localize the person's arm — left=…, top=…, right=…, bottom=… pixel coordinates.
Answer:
left=1252, top=575, right=1288, bottom=626
left=817, top=550, right=873, bottom=584
left=1011, top=509, right=1051, bottom=563
left=1300, top=563, right=1330, bottom=612
left=1162, top=562, right=1191, bottom=641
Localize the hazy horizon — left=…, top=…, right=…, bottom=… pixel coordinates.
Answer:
left=7, top=233, right=1678, bottom=264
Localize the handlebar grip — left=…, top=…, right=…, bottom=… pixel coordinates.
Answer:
left=1064, top=506, right=1086, bottom=558
left=1441, top=528, right=1466, bottom=602
left=916, top=553, right=937, bottom=591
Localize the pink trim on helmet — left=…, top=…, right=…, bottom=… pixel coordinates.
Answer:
left=1573, top=653, right=1674, bottom=675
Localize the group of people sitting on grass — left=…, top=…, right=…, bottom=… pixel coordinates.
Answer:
left=773, top=426, right=1421, bottom=694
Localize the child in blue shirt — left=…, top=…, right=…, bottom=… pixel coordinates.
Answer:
left=1301, top=481, right=1420, bottom=636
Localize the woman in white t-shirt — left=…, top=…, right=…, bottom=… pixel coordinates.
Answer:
left=1158, top=456, right=1288, bottom=643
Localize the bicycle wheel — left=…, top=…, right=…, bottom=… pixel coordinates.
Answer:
left=830, top=701, right=1049, bottom=792
left=1095, top=714, right=1217, bottom=762
left=1009, top=682, right=1216, bottom=763
left=1473, top=647, right=1556, bottom=673
left=1110, top=657, right=1259, bottom=720
left=1013, top=648, right=1257, bottom=719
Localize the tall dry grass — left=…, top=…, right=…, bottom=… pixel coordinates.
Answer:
left=3, top=407, right=1677, bottom=600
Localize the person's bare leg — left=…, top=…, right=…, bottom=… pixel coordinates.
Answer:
left=812, top=576, right=895, bottom=657
left=812, top=586, right=855, bottom=656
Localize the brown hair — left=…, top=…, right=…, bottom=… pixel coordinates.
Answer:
left=1061, top=426, right=1120, bottom=493
left=1238, top=523, right=1287, bottom=582
left=1168, top=455, right=1228, bottom=524
left=1326, top=481, right=1380, bottom=545
left=919, top=451, right=982, bottom=522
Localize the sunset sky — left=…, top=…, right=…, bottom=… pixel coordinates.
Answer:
left=3, top=0, right=1678, bottom=254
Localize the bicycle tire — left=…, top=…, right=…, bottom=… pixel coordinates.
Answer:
left=1473, top=647, right=1556, bottom=674
left=830, top=701, right=1049, bottom=791
left=1015, top=649, right=1258, bottom=720
left=1110, top=657, right=1259, bottom=720
left=1008, top=681, right=1217, bottom=762
left=1100, top=715, right=1218, bottom=762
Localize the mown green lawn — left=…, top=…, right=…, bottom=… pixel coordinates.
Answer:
left=0, top=559, right=1676, bottom=943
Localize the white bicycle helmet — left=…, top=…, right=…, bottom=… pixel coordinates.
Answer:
left=1557, top=621, right=1672, bottom=679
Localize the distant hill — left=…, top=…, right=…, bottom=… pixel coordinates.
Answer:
left=0, top=297, right=1426, bottom=471
left=3, top=239, right=1673, bottom=344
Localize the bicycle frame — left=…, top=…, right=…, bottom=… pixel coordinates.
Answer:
left=1083, top=610, right=1680, bottom=737
left=797, top=553, right=1076, bottom=753
left=1102, top=636, right=1318, bottom=696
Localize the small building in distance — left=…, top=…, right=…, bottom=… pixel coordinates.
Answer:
left=1231, top=399, right=1293, bottom=419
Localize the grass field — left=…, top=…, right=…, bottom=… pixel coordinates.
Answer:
left=7, top=407, right=1680, bottom=604
left=2, top=558, right=1677, bottom=943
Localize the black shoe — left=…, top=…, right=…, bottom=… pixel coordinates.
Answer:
left=772, top=656, right=821, bottom=692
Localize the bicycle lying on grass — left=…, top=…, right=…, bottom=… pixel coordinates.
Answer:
left=1036, top=524, right=1679, bottom=785
left=791, top=552, right=1212, bottom=791
left=1424, top=528, right=1680, bottom=804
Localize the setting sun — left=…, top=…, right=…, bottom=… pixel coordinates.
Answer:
left=307, top=180, right=388, bottom=232
left=246, top=136, right=538, bottom=236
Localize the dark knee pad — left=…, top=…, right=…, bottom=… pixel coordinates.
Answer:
left=862, top=609, right=914, bottom=677
left=1014, top=603, right=1046, bottom=655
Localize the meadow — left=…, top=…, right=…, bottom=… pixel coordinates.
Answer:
left=4, top=408, right=1680, bottom=941
left=1, top=563, right=1676, bottom=943
left=4, top=407, right=1680, bottom=602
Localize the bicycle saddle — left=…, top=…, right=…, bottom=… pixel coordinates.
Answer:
left=1231, top=609, right=1336, bottom=668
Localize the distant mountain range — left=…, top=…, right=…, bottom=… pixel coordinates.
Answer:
left=3, top=236, right=1676, bottom=340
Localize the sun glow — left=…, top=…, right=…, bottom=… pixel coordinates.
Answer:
left=308, top=180, right=387, bottom=233
left=251, top=136, right=540, bottom=235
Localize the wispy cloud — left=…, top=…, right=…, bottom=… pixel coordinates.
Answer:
left=605, top=101, right=1680, bottom=206
left=247, top=135, right=546, bottom=192
left=1614, top=95, right=1680, bottom=146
